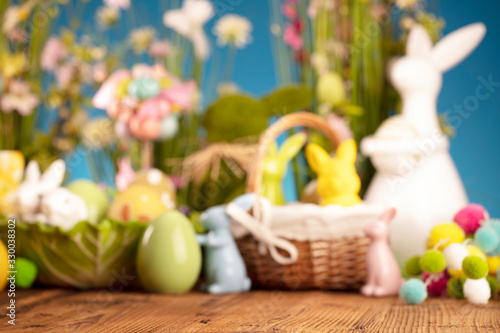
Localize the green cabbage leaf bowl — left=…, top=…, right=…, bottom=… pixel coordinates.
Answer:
left=0, top=218, right=146, bottom=289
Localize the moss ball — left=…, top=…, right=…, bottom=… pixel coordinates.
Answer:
left=405, top=256, right=423, bottom=276
left=447, top=277, right=464, bottom=299
left=427, top=223, right=465, bottom=251
left=488, top=220, right=500, bottom=256
left=486, top=275, right=499, bottom=297
left=462, top=256, right=488, bottom=279
left=420, top=250, right=446, bottom=274
left=399, top=278, right=428, bottom=305
left=474, top=225, right=499, bottom=254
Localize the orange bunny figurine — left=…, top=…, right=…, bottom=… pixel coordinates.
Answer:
left=305, top=138, right=361, bottom=207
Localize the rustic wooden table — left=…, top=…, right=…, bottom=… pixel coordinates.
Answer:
left=1, top=288, right=499, bottom=332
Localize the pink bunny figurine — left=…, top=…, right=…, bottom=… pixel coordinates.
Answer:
left=361, top=208, right=404, bottom=297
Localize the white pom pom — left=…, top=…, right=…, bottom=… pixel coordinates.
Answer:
left=443, top=243, right=469, bottom=271
left=463, top=278, right=491, bottom=305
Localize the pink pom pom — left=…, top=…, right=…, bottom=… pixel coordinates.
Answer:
left=454, top=204, right=489, bottom=235
left=423, top=271, right=449, bottom=297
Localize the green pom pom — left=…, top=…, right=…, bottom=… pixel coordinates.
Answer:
left=405, top=256, right=423, bottom=276
left=447, top=277, right=464, bottom=299
left=462, top=256, right=488, bottom=279
left=420, top=250, right=446, bottom=274
left=15, top=258, right=37, bottom=289
left=399, top=278, right=428, bottom=305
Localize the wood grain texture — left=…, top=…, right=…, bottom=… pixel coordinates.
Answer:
left=1, top=289, right=499, bottom=332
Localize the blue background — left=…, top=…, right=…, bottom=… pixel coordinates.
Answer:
left=61, top=0, right=500, bottom=216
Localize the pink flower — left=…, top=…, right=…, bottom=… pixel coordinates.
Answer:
left=161, top=81, right=196, bottom=111
left=0, top=80, right=39, bottom=116
left=149, top=40, right=172, bottom=59
left=103, top=0, right=130, bottom=9
left=40, top=37, right=67, bottom=71
left=281, top=4, right=298, bottom=20
left=92, top=69, right=131, bottom=110
left=55, top=62, right=76, bottom=87
left=115, top=158, right=136, bottom=191
left=327, top=114, right=353, bottom=142
left=92, top=62, right=108, bottom=84
left=284, top=24, right=303, bottom=51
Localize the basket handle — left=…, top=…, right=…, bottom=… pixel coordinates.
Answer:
left=246, top=112, right=343, bottom=195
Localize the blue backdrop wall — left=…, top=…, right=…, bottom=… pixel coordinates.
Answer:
left=62, top=0, right=500, bottom=216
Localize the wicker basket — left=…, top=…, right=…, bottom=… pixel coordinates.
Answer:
left=234, top=112, right=372, bottom=290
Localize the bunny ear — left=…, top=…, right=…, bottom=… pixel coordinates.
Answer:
left=406, top=24, right=433, bottom=57
left=24, top=160, right=41, bottom=183
left=39, top=159, right=66, bottom=191
left=305, top=143, right=331, bottom=173
left=431, top=23, right=486, bottom=73
left=380, top=207, right=397, bottom=224
left=278, top=133, right=307, bottom=162
left=335, top=138, right=357, bottom=165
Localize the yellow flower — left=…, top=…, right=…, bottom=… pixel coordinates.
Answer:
left=0, top=52, right=28, bottom=78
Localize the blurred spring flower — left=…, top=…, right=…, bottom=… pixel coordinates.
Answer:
left=96, top=6, right=120, bottom=29
left=40, top=37, right=68, bottom=71
left=2, top=0, right=37, bottom=33
left=284, top=23, right=303, bottom=51
left=163, top=0, right=214, bottom=60
left=213, top=14, right=253, bottom=48
left=129, top=26, right=156, bottom=54
left=103, top=0, right=130, bottom=10
left=417, top=12, right=445, bottom=43
left=395, top=0, right=419, bottom=10
left=0, top=53, right=27, bottom=78
left=326, top=114, right=353, bottom=142
left=149, top=40, right=172, bottom=59
left=0, top=80, right=39, bottom=116
left=81, top=118, right=117, bottom=149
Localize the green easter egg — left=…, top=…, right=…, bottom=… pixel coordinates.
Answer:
left=15, top=258, right=37, bottom=289
left=66, top=180, right=109, bottom=224
left=136, top=211, right=202, bottom=293
left=317, top=72, right=346, bottom=107
left=127, top=77, right=161, bottom=100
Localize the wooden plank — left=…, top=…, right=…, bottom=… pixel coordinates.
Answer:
left=0, top=289, right=499, bottom=332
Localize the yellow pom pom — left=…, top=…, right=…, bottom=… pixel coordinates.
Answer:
left=486, top=256, right=500, bottom=275
left=448, top=268, right=463, bottom=279
left=427, top=222, right=465, bottom=251
left=467, top=245, right=487, bottom=261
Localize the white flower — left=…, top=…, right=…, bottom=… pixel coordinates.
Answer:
left=96, top=6, right=120, bottom=28
left=213, top=14, right=253, bottom=48
left=2, top=0, right=37, bottom=33
left=0, top=80, right=39, bottom=116
left=149, top=40, right=172, bottom=58
left=129, top=26, right=156, bottom=54
left=40, top=37, right=68, bottom=71
left=163, top=0, right=214, bottom=60
left=103, top=0, right=130, bottom=10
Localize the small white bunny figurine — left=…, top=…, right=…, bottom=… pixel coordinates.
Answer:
left=361, top=23, right=486, bottom=267
left=13, top=160, right=89, bottom=230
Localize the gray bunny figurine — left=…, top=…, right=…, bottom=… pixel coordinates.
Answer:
left=197, top=194, right=255, bottom=294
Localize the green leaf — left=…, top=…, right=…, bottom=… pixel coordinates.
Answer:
left=0, top=218, right=146, bottom=289
left=202, top=95, right=269, bottom=142
left=261, top=85, right=313, bottom=116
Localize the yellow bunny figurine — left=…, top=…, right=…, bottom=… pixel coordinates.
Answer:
left=305, top=138, right=361, bottom=207
left=0, top=151, right=25, bottom=214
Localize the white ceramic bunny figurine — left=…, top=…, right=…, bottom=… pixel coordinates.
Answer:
left=13, top=160, right=89, bottom=230
left=361, top=23, right=486, bottom=267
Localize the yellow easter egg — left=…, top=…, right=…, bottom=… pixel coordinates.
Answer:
left=486, top=256, right=500, bottom=275
left=131, top=169, right=176, bottom=210
left=427, top=222, right=465, bottom=251
left=467, top=245, right=487, bottom=261
left=107, top=184, right=168, bottom=223
left=0, top=240, right=8, bottom=290
left=447, top=268, right=462, bottom=279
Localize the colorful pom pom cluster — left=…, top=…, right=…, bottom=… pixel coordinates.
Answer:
left=400, top=204, right=499, bottom=306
